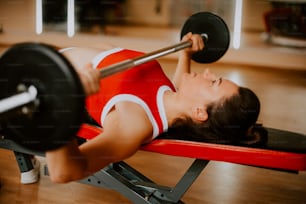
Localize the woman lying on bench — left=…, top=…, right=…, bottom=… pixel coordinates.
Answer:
left=46, top=33, right=267, bottom=183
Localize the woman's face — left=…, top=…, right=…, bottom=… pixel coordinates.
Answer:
left=179, top=69, right=239, bottom=108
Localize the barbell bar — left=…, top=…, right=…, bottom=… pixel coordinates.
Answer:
left=100, top=38, right=201, bottom=79
left=0, top=12, right=230, bottom=151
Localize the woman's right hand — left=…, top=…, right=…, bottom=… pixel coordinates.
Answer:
left=76, top=63, right=100, bottom=95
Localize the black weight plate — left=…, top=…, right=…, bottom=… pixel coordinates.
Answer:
left=0, top=43, right=85, bottom=151
left=180, top=12, right=230, bottom=63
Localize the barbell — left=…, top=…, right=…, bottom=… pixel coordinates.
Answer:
left=0, top=12, right=230, bottom=151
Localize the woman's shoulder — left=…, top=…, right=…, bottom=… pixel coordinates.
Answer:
left=104, top=101, right=153, bottom=142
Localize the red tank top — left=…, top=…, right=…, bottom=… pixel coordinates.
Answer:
left=86, top=48, right=176, bottom=138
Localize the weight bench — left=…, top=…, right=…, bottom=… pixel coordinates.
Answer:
left=1, top=124, right=306, bottom=204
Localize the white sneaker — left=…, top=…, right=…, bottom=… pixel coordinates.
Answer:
left=20, top=157, right=40, bottom=184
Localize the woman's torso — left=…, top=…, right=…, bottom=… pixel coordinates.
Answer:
left=86, top=48, right=176, bottom=139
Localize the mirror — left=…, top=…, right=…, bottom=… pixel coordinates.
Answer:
left=42, top=0, right=238, bottom=36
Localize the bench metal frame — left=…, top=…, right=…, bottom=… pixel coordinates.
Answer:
left=0, top=138, right=208, bottom=204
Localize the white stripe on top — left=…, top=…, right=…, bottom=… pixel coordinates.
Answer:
left=91, top=47, right=124, bottom=69
left=101, top=94, right=159, bottom=138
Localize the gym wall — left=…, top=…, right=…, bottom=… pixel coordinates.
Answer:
left=0, top=0, right=271, bottom=34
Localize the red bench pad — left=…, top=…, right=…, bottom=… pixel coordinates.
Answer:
left=77, top=124, right=306, bottom=171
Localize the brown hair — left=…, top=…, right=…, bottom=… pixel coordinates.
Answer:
left=158, top=87, right=268, bottom=147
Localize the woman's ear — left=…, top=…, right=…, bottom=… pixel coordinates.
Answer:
left=192, top=107, right=208, bottom=122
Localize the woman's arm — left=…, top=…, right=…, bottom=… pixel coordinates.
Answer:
left=61, top=47, right=103, bottom=95
left=172, top=33, right=204, bottom=89
left=46, top=102, right=153, bottom=183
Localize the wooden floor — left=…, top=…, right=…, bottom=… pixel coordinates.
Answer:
left=1, top=42, right=306, bottom=203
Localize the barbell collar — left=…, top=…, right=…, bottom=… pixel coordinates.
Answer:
left=0, top=85, right=38, bottom=114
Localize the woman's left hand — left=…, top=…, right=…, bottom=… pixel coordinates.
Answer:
left=181, top=32, right=205, bottom=57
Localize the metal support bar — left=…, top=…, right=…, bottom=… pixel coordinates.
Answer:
left=13, top=152, right=34, bottom=172
left=157, top=159, right=209, bottom=203
left=81, top=160, right=209, bottom=203
left=80, top=166, right=153, bottom=204
left=0, top=135, right=44, bottom=156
